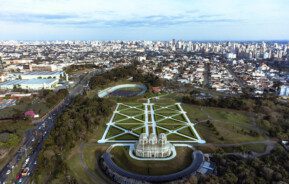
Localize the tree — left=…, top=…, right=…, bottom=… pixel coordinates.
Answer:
left=34, top=95, right=115, bottom=183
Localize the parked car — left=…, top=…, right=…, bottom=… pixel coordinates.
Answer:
left=16, top=173, right=22, bottom=180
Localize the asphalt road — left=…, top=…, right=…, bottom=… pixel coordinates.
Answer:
left=0, top=68, right=103, bottom=184
left=0, top=99, right=16, bottom=110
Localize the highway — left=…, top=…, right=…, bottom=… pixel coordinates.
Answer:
left=0, top=69, right=102, bottom=184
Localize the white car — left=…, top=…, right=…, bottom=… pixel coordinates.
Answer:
left=6, top=170, right=11, bottom=175
left=25, top=158, right=30, bottom=165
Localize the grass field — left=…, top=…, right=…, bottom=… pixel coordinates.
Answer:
left=110, top=146, right=193, bottom=175
left=182, top=104, right=266, bottom=143
left=66, top=129, right=111, bottom=184
left=66, top=147, right=99, bottom=184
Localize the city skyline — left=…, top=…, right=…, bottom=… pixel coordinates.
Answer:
left=0, top=0, right=289, bottom=40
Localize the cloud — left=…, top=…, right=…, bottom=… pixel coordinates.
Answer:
left=0, top=0, right=288, bottom=40
left=104, top=15, right=240, bottom=28
left=0, top=12, right=76, bottom=23
left=0, top=11, right=241, bottom=28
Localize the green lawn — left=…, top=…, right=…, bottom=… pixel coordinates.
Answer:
left=118, top=110, right=144, bottom=117
left=115, top=119, right=144, bottom=124
left=157, top=124, right=186, bottom=131
left=182, top=104, right=208, bottom=120
left=182, top=104, right=266, bottom=144
left=167, top=134, right=192, bottom=141
left=170, top=114, right=186, bottom=121
left=133, top=127, right=146, bottom=135
left=132, top=114, right=145, bottom=121
left=178, top=127, right=196, bottom=137
left=154, top=103, right=179, bottom=108
left=152, top=94, right=179, bottom=104
left=157, top=119, right=184, bottom=124
left=113, top=134, right=138, bottom=140
left=154, top=111, right=180, bottom=117
left=114, top=124, right=143, bottom=130
left=156, top=127, right=169, bottom=134
left=110, top=146, right=193, bottom=175
left=113, top=113, right=127, bottom=121
left=105, top=127, right=123, bottom=138
left=67, top=147, right=101, bottom=184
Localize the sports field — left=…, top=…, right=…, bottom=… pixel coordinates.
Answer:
left=98, top=99, right=205, bottom=143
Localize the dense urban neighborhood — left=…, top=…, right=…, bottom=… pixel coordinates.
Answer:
left=0, top=40, right=288, bottom=96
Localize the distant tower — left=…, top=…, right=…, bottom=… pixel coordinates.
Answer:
left=172, top=39, right=176, bottom=46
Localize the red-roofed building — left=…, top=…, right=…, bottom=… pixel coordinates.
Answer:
left=151, top=87, right=161, bottom=94
left=24, top=110, right=39, bottom=118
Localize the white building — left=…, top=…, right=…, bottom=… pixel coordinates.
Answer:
left=0, top=79, right=58, bottom=90
left=138, top=56, right=146, bottom=62
left=19, top=71, right=66, bottom=80
left=134, top=133, right=174, bottom=158
left=226, top=53, right=237, bottom=59
left=0, top=73, right=7, bottom=82
left=279, top=85, right=289, bottom=97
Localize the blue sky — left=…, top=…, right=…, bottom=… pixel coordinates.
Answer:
left=0, top=0, right=289, bottom=40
